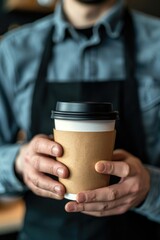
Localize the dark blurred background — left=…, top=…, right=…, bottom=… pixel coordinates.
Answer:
left=128, top=0, right=160, bottom=18
left=0, top=0, right=58, bottom=37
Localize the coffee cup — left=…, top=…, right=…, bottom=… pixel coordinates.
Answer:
left=51, top=101, right=118, bottom=200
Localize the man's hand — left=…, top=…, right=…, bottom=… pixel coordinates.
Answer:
left=65, top=149, right=150, bottom=216
left=15, top=134, right=69, bottom=199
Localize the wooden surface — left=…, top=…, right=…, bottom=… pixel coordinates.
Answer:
left=0, top=198, right=25, bottom=235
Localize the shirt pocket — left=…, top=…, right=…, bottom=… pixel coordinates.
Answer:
left=139, top=76, right=160, bottom=141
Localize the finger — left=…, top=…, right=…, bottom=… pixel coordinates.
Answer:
left=82, top=202, right=127, bottom=216
left=65, top=200, right=113, bottom=212
left=76, top=186, right=120, bottom=203
left=65, top=200, right=128, bottom=216
left=95, top=160, right=130, bottom=178
left=25, top=168, right=66, bottom=197
left=27, top=180, right=64, bottom=200
left=29, top=154, right=69, bottom=178
left=112, top=149, right=143, bottom=177
left=112, top=149, right=130, bottom=161
left=32, top=135, right=63, bottom=157
left=75, top=180, right=131, bottom=203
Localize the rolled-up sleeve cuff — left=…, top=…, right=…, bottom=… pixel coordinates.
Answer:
left=0, top=144, right=27, bottom=195
left=133, top=165, right=160, bottom=223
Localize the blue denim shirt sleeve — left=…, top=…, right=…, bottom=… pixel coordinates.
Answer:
left=0, top=38, right=26, bottom=195
left=133, top=165, right=160, bottom=223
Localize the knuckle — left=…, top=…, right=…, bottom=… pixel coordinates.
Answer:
left=52, top=165, right=62, bottom=178
left=46, top=183, right=54, bottom=192
left=108, top=163, right=114, bottom=174
left=80, top=191, right=98, bottom=203
left=101, top=203, right=109, bottom=211
left=132, top=182, right=140, bottom=193
left=33, top=136, right=41, bottom=153
left=24, top=154, right=30, bottom=165
left=32, top=177, right=40, bottom=188
left=123, top=162, right=130, bottom=176
left=87, top=191, right=97, bottom=202
left=32, top=156, right=41, bottom=171
left=80, top=203, right=85, bottom=212
left=108, top=188, right=118, bottom=201
left=49, top=166, right=54, bottom=175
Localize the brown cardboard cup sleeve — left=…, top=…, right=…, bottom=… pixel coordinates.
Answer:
left=54, top=129, right=116, bottom=194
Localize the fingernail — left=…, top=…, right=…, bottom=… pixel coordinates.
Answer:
left=56, top=167, right=64, bottom=177
left=54, top=185, right=63, bottom=195
left=77, top=193, right=86, bottom=203
left=96, top=162, right=105, bottom=173
left=67, top=204, right=77, bottom=212
left=51, top=145, right=59, bottom=156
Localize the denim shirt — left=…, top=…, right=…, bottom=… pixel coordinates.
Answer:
left=0, top=0, right=160, bottom=223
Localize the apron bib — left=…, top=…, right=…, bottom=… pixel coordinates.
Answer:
left=18, top=9, right=160, bottom=240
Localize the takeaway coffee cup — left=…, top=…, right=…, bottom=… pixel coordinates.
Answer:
left=51, top=101, right=118, bottom=200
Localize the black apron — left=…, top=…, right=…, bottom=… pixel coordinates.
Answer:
left=18, top=9, right=160, bottom=240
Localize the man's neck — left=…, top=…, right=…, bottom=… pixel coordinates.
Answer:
left=63, top=0, right=116, bottom=28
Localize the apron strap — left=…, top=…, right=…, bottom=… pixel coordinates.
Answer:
left=31, top=27, right=53, bottom=137
left=122, top=8, right=148, bottom=162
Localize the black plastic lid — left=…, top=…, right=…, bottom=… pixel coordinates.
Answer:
left=51, top=101, right=119, bottom=120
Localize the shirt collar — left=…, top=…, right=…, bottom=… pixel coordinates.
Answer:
left=52, top=0, right=125, bottom=42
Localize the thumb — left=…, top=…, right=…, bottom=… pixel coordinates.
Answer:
left=95, top=160, right=129, bottom=178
